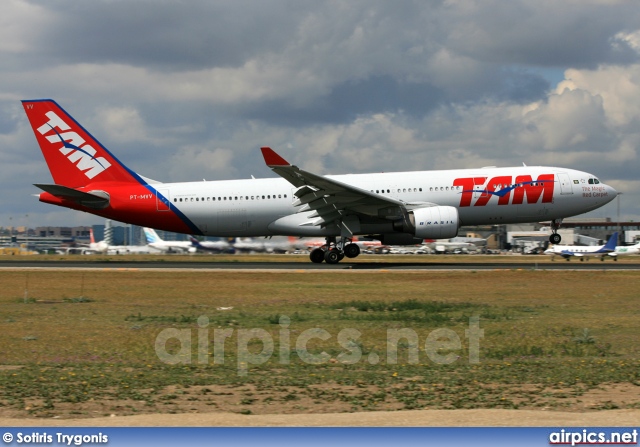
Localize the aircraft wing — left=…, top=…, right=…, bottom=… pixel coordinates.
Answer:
left=559, top=250, right=576, bottom=258
left=34, top=184, right=110, bottom=209
left=261, top=147, right=419, bottom=228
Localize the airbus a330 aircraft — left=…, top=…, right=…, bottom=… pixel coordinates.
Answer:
left=544, top=232, right=618, bottom=261
left=22, top=99, right=618, bottom=264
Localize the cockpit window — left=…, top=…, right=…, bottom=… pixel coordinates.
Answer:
left=588, top=178, right=601, bottom=185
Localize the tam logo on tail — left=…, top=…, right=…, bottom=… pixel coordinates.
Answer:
left=36, top=111, right=111, bottom=179
left=22, top=99, right=140, bottom=187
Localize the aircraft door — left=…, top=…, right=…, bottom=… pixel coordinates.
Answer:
left=557, top=173, right=574, bottom=195
left=156, top=189, right=171, bottom=211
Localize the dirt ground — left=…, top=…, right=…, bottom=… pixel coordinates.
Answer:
left=1, top=381, right=638, bottom=426
left=1, top=408, right=639, bottom=427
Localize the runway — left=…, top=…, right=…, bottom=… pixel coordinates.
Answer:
left=1, top=259, right=639, bottom=270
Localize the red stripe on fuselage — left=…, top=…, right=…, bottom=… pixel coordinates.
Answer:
left=39, top=184, right=195, bottom=234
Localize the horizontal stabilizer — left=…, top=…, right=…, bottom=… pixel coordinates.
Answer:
left=34, top=183, right=110, bottom=209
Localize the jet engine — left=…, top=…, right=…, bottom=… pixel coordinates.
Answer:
left=393, top=206, right=459, bottom=239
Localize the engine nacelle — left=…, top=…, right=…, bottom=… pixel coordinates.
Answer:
left=409, top=206, right=459, bottom=239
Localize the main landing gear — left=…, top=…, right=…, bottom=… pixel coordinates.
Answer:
left=549, top=218, right=562, bottom=244
left=309, top=236, right=361, bottom=264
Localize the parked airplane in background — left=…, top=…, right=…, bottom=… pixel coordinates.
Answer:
left=544, top=232, right=618, bottom=261
left=23, top=99, right=618, bottom=263
left=143, top=227, right=196, bottom=253
left=82, top=228, right=155, bottom=254
left=230, top=236, right=296, bottom=253
left=188, top=236, right=234, bottom=253
left=423, top=237, right=485, bottom=254
left=606, top=241, right=640, bottom=260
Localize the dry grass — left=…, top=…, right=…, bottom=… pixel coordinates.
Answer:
left=0, top=269, right=638, bottom=418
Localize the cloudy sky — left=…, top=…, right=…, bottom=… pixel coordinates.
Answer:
left=1, top=0, right=639, bottom=230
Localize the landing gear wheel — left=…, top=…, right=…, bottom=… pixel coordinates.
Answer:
left=549, top=233, right=561, bottom=244
left=310, top=248, right=325, bottom=264
left=324, top=249, right=341, bottom=264
left=344, top=243, right=360, bottom=258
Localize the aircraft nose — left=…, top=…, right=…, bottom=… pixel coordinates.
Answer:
left=607, top=184, right=618, bottom=201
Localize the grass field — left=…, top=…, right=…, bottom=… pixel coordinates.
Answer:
left=0, top=265, right=639, bottom=418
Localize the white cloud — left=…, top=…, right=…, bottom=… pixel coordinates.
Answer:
left=2, top=0, right=640, bottom=226
left=558, top=65, right=640, bottom=127
left=612, top=30, right=640, bottom=54
left=94, top=107, right=147, bottom=143
left=0, top=0, right=49, bottom=54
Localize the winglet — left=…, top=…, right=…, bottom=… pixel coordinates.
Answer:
left=261, top=147, right=290, bottom=167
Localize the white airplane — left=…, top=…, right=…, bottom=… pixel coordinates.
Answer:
left=143, top=227, right=196, bottom=253
left=544, top=232, right=618, bottom=261
left=231, top=236, right=311, bottom=253
left=86, top=228, right=109, bottom=253
left=22, top=99, right=618, bottom=264
left=423, top=237, right=484, bottom=254
left=187, top=236, right=233, bottom=253
left=606, top=241, right=640, bottom=260
left=82, top=228, right=155, bottom=254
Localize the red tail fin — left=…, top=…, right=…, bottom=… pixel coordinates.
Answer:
left=22, top=99, right=140, bottom=187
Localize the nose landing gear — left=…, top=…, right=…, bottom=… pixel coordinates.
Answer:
left=549, top=218, right=562, bottom=244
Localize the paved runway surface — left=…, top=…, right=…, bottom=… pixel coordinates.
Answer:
left=1, top=259, right=638, bottom=270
